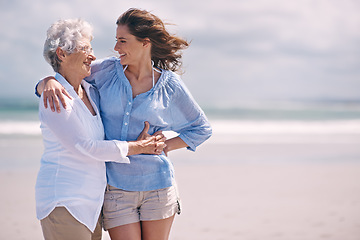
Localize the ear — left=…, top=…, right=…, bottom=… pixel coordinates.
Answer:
left=142, top=38, right=151, bottom=48
left=56, top=47, right=66, bottom=61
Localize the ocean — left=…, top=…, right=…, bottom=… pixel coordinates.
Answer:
left=1, top=99, right=360, bottom=169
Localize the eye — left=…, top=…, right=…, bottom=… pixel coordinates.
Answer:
left=116, top=38, right=126, bottom=43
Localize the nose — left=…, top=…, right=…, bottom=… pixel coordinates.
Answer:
left=89, top=52, right=96, bottom=61
left=114, top=41, right=120, bottom=52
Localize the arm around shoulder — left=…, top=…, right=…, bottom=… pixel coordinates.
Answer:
left=36, top=76, right=72, bottom=112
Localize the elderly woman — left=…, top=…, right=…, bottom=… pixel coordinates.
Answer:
left=35, top=19, right=165, bottom=240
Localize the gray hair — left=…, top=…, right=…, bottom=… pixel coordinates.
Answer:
left=43, top=19, right=93, bottom=72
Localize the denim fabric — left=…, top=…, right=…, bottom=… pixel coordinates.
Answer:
left=85, top=57, right=212, bottom=191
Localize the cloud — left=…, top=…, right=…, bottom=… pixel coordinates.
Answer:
left=0, top=0, right=359, bottom=107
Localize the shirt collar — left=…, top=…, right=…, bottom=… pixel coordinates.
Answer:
left=54, top=72, right=94, bottom=98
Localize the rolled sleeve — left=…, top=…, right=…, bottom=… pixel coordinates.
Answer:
left=169, top=78, right=212, bottom=151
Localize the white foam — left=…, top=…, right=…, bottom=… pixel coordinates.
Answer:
left=0, top=121, right=41, bottom=135
left=1, top=119, right=360, bottom=138
left=210, top=120, right=360, bottom=135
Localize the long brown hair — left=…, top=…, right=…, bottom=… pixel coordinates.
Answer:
left=116, top=8, right=189, bottom=72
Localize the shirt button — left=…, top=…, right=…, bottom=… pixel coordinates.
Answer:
left=128, top=102, right=131, bottom=105
left=124, top=123, right=128, bottom=126
left=126, top=112, right=129, bottom=115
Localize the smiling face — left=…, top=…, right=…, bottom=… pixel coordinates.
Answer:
left=59, top=38, right=96, bottom=80
left=114, top=25, right=149, bottom=66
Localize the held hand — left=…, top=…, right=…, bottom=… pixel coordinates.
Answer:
left=137, top=121, right=151, bottom=141
left=136, top=122, right=167, bottom=155
left=43, top=77, right=72, bottom=113
left=153, top=131, right=167, bottom=154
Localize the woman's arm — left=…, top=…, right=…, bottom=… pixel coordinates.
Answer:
left=36, top=58, right=116, bottom=112
left=163, top=136, right=188, bottom=156
left=167, top=77, right=212, bottom=153
left=40, top=99, right=165, bottom=163
left=36, top=76, right=71, bottom=112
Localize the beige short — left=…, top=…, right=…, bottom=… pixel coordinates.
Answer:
left=40, top=207, right=102, bottom=240
left=102, top=185, right=181, bottom=230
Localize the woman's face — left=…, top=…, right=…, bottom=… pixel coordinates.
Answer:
left=61, top=39, right=96, bottom=78
left=114, top=25, right=147, bottom=66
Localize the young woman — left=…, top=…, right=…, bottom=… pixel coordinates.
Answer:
left=37, top=8, right=212, bottom=240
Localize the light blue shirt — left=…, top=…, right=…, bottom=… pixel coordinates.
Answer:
left=86, top=57, right=212, bottom=191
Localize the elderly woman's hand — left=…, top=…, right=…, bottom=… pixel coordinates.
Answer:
left=42, top=76, right=72, bottom=113
left=129, top=121, right=167, bottom=155
left=152, top=131, right=167, bottom=155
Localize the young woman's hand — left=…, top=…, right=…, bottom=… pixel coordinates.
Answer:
left=40, top=76, right=72, bottom=112
left=128, top=121, right=167, bottom=155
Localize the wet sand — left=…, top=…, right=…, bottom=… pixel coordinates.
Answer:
left=1, top=132, right=360, bottom=239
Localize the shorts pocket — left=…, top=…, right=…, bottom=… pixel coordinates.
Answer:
left=157, top=186, right=177, bottom=204
left=103, top=191, right=124, bottom=213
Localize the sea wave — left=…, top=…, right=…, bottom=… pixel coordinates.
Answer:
left=1, top=119, right=360, bottom=136
left=210, top=119, right=360, bottom=134
left=0, top=121, right=41, bottom=135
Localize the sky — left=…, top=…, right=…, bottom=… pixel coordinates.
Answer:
left=0, top=0, right=359, bottom=108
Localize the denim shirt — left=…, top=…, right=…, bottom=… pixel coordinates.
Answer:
left=85, top=57, right=212, bottom=191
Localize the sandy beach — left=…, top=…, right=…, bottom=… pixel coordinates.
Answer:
left=1, top=128, right=360, bottom=240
